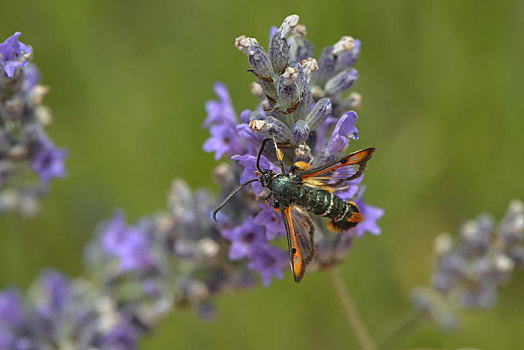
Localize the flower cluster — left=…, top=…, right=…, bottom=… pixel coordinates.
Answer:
left=0, top=32, right=67, bottom=216
left=204, top=15, right=383, bottom=283
left=0, top=270, right=144, bottom=350
left=410, top=200, right=524, bottom=329
left=0, top=179, right=261, bottom=348
left=0, top=15, right=383, bottom=348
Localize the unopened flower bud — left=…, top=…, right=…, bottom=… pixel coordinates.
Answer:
left=291, top=119, right=310, bottom=145
left=305, top=98, right=331, bottom=131
left=235, top=36, right=274, bottom=80
left=278, top=62, right=305, bottom=112
left=324, top=68, right=358, bottom=95
left=249, top=111, right=292, bottom=142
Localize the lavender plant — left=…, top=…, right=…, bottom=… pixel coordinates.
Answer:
left=0, top=16, right=383, bottom=348
left=0, top=32, right=67, bottom=216
left=8, top=13, right=518, bottom=350
left=410, top=200, right=524, bottom=330
left=204, top=15, right=383, bottom=283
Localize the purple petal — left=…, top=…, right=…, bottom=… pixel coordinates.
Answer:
left=326, top=111, right=359, bottom=154
left=222, top=217, right=267, bottom=260
left=31, top=138, right=68, bottom=184
left=0, top=32, right=32, bottom=78
left=203, top=82, right=237, bottom=127
left=247, top=243, right=288, bottom=287
left=354, top=187, right=384, bottom=237
left=254, top=205, right=286, bottom=240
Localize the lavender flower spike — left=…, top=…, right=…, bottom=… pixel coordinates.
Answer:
left=0, top=32, right=67, bottom=216
left=410, top=200, right=524, bottom=329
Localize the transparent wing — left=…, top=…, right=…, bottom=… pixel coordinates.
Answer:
left=294, top=148, right=375, bottom=192
left=280, top=205, right=315, bottom=283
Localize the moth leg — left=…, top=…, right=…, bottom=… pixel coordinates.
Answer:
left=272, top=134, right=286, bottom=174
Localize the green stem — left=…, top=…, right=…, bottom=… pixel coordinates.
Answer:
left=378, top=308, right=426, bottom=346
left=328, top=268, right=376, bottom=350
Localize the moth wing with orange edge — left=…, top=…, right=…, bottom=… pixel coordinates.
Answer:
left=292, top=148, right=375, bottom=192
left=279, top=205, right=315, bottom=283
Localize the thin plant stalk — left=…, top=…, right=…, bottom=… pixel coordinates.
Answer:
left=328, top=268, right=376, bottom=350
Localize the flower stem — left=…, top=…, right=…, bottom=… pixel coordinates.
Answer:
left=377, top=308, right=426, bottom=346
left=328, top=268, right=376, bottom=350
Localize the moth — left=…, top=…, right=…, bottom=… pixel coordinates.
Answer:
left=213, top=138, right=375, bottom=283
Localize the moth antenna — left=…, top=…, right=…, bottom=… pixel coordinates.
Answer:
left=212, top=179, right=259, bottom=222
left=256, top=138, right=272, bottom=173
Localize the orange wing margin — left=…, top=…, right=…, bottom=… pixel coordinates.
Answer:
left=280, top=206, right=314, bottom=283
left=300, top=148, right=375, bottom=181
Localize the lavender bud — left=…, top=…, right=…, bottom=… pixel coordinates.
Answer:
left=313, top=46, right=336, bottom=85
left=249, top=82, right=265, bottom=101
left=291, top=119, right=309, bottom=145
left=294, top=141, right=312, bottom=163
left=278, top=15, right=299, bottom=38
left=288, top=25, right=314, bottom=62
left=269, top=33, right=290, bottom=76
left=336, top=38, right=361, bottom=70
left=507, top=245, right=524, bottom=266
left=249, top=111, right=292, bottom=142
left=332, top=36, right=355, bottom=55
left=277, top=62, right=305, bottom=112
left=28, top=85, right=49, bottom=106
left=305, top=98, right=331, bottom=131
left=434, top=233, right=453, bottom=256
left=432, top=272, right=456, bottom=293
left=268, top=15, right=298, bottom=75
left=409, top=287, right=432, bottom=310
left=256, top=78, right=278, bottom=104
left=4, top=95, right=24, bottom=119
left=494, top=253, right=514, bottom=274
left=439, top=253, right=467, bottom=276
left=235, top=36, right=274, bottom=80
left=500, top=199, right=524, bottom=245
left=20, top=123, right=44, bottom=144
left=336, top=92, right=362, bottom=116
left=197, top=238, right=220, bottom=259
left=301, top=58, right=318, bottom=84
left=294, top=83, right=311, bottom=118
left=324, top=68, right=358, bottom=95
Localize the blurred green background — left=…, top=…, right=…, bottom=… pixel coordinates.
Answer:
left=1, top=0, right=523, bottom=348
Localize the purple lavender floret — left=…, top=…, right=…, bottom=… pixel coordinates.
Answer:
left=0, top=32, right=32, bottom=78
left=34, top=269, right=70, bottom=319
left=231, top=153, right=278, bottom=195
left=325, top=111, right=359, bottom=155
left=354, top=187, right=384, bottom=237
left=0, top=288, right=26, bottom=329
left=31, top=138, right=68, bottom=185
left=254, top=204, right=285, bottom=240
left=203, top=124, right=245, bottom=160
left=221, top=216, right=267, bottom=260
left=0, top=288, right=27, bottom=349
left=0, top=32, right=67, bottom=216
left=248, top=243, right=289, bottom=287
left=101, top=210, right=154, bottom=272
left=203, top=83, right=247, bottom=160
